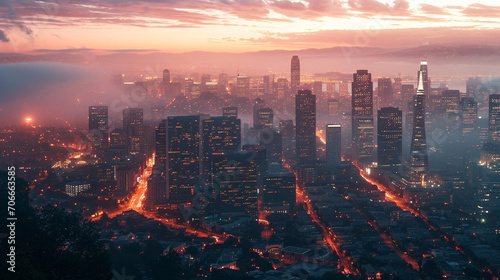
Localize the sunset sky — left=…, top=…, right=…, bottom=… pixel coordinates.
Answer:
left=0, top=0, right=500, bottom=53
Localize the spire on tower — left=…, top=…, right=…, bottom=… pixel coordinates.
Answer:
left=417, top=71, right=425, bottom=95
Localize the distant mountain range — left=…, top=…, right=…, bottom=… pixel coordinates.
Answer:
left=1, top=44, right=500, bottom=75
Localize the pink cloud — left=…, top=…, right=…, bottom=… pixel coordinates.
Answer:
left=462, top=3, right=500, bottom=18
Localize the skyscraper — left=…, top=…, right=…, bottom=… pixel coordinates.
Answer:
left=442, top=90, right=460, bottom=114
left=89, top=106, right=108, bottom=148
left=466, top=77, right=482, bottom=98
left=202, top=116, right=241, bottom=182
left=236, top=75, right=250, bottom=96
left=401, top=84, right=415, bottom=112
left=352, top=70, right=374, bottom=161
left=263, top=75, right=271, bottom=95
left=410, top=71, right=428, bottom=185
left=460, top=97, right=478, bottom=137
left=418, top=60, right=429, bottom=97
left=167, top=116, right=204, bottom=205
left=162, top=69, right=170, bottom=95
left=123, top=108, right=144, bottom=154
left=312, top=81, right=323, bottom=97
left=110, top=128, right=126, bottom=148
left=279, top=120, right=294, bottom=160
left=217, top=73, right=229, bottom=96
left=254, top=108, right=274, bottom=129
left=223, top=106, right=238, bottom=118
left=377, top=107, right=402, bottom=166
left=326, top=124, right=341, bottom=173
left=146, top=120, right=168, bottom=207
left=378, top=78, right=393, bottom=108
left=155, top=120, right=167, bottom=169
left=296, top=89, right=316, bottom=164
left=489, top=94, right=500, bottom=142
left=262, top=172, right=296, bottom=215
left=260, top=128, right=282, bottom=169
left=212, top=151, right=258, bottom=216
left=291, top=55, right=300, bottom=96
left=276, top=78, right=289, bottom=100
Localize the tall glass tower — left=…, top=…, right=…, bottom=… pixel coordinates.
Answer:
left=410, top=71, right=428, bottom=186
left=291, top=55, right=300, bottom=96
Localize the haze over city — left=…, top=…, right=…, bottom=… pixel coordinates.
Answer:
left=2, top=1, right=500, bottom=280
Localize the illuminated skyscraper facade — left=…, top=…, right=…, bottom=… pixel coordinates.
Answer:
left=418, top=60, right=429, bottom=96
left=262, top=172, right=296, bottom=215
left=377, top=107, right=402, bottom=166
left=326, top=124, right=341, bottom=173
left=352, top=70, right=374, bottom=161
left=167, top=116, right=204, bottom=205
left=202, top=116, right=241, bottom=182
left=212, top=151, right=258, bottom=216
left=460, top=97, right=478, bottom=137
left=123, top=108, right=144, bottom=154
left=255, top=108, right=274, bottom=129
left=410, top=71, right=429, bottom=185
left=291, top=55, right=300, bottom=97
left=489, top=94, right=500, bottom=142
left=89, top=106, right=108, bottom=148
left=378, top=78, right=393, bottom=108
left=296, top=89, right=316, bottom=164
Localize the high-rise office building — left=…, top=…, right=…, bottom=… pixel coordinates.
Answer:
left=146, top=165, right=167, bottom=207
left=377, top=107, right=402, bottom=166
left=489, top=94, right=500, bottom=142
left=378, top=78, right=392, bottom=108
left=279, top=120, right=294, bottom=160
left=123, top=108, right=144, bottom=154
left=260, top=128, right=282, bottom=169
left=466, top=77, right=482, bottom=98
left=296, top=90, right=316, bottom=164
left=328, top=98, right=339, bottom=117
left=162, top=69, right=170, bottom=95
left=352, top=70, right=373, bottom=117
left=110, top=128, right=127, bottom=148
left=418, top=60, right=429, bottom=96
left=326, top=124, right=341, bottom=173
left=223, top=106, right=238, bottom=118
left=200, top=74, right=211, bottom=93
left=202, top=116, right=241, bottom=182
left=146, top=119, right=168, bottom=207
left=442, top=90, right=461, bottom=113
left=262, top=172, right=296, bottom=215
left=401, top=84, right=415, bottom=112
left=167, top=116, right=204, bottom=205
left=353, top=117, right=374, bottom=160
left=312, top=81, right=323, bottom=97
left=460, top=97, right=478, bottom=137
left=212, top=151, right=258, bottom=216
left=410, top=71, right=429, bottom=185
left=352, top=70, right=374, bottom=161
left=236, top=75, right=250, bottom=96
left=89, top=106, right=108, bottom=148
left=255, top=108, right=274, bottom=129
left=291, top=55, right=300, bottom=97
left=155, top=120, right=167, bottom=169
left=263, top=75, right=271, bottom=95
left=276, top=78, right=289, bottom=100
left=218, top=73, right=229, bottom=96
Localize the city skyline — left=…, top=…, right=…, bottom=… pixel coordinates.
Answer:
left=3, top=2, right=500, bottom=279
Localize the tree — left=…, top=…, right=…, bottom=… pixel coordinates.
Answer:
left=0, top=171, right=112, bottom=280
left=143, top=240, right=164, bottom=259
left=149, top=250, right=187, bottom=280
left=421, top=259, right=442, bottom=280
left=309, top=271, right=347, bottom=280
